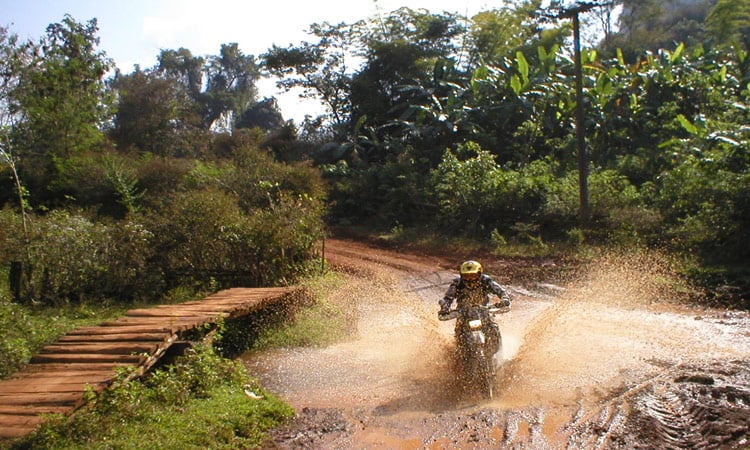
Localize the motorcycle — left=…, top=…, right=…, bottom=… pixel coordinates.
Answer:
left=439, top=302, right=509, bottom=399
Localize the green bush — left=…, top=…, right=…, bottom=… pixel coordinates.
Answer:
left=231, top=273, right=356, bottom=352
left=145, top=186, right=324, bottom=290
left=135, top=155, right=195, bottom=202
left=430, top=143, right=546, bottom=236
left=250, top=297, right=353, bottom=350
left=545, top=169, right=659, bottom=243
left=429, top=143, right=663, bottom=246
left=0, top=301, right=33, bottom=378
left=656, top=150, right=750, bottom=262
left=0, top=209, right=159, bottom=304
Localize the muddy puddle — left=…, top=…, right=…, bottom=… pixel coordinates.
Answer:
left=243, top=241, right=750, bottom=449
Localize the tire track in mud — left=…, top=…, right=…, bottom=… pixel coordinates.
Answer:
left=252, top=238, right=750, bottom=449
left=567, top=360, right=750, bottom=449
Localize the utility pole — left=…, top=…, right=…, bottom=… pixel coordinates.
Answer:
left=548, top=1, right=608, bottom=226
left=571, top=7, right=589, bottom=225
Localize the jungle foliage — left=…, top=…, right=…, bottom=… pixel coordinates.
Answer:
left=1, top=0, right=749, bottom=310
left=267, top=0, right=748, bottom=301
left=0, top=18, right=326, bottom=307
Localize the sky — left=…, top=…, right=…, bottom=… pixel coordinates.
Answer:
left=1, top=0, right=497, bottom=122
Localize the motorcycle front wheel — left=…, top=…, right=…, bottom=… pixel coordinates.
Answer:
left=477, top=348, right=495, bottom=399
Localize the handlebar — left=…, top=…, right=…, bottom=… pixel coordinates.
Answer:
left=438, top=304, right=510, bottom=321
left=438, top=310, right=459, bottom=321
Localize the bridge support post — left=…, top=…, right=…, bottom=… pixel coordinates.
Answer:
left=9, top=261, right=23, bottom=303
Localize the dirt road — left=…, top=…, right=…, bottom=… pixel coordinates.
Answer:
left=244, top=238, right=750, bottom=449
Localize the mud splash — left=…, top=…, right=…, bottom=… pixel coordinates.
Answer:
left=245, top=240, right=750, bottom=449
left=245, top=268, right=458, bottom=412
left=495, top=250, right=749, bottom=410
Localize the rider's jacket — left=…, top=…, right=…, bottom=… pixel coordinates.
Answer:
left=440, top=274, right=507, bottom=311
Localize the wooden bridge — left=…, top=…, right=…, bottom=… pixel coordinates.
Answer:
left=0, top=286, right=298, bottom=441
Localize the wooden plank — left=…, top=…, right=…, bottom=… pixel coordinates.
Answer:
left=126, top=301, right=268, bottom=311
left=0, top=415, right=45, bottom=426
left=0, top=405, right=70, bottom=415
left=58, top=332, right=169, bottom=342
left=0, top=391, right=83, bottom=406
left=0, top=422, right=42, bottom=439
left=4, top=370, right=115, bottom=382
left=99, top=316, right=209, bottom=325
left=0, top=383, right=105, bottom=395
left=126, top=308, right=230, bottom=317
left=94, top=320, right=205, bottom=332
left=20, top=363, right=131, bottom=373
left=40, top=342, right=162, bottom=355
left=211, top=295, right=266, bottom=302
left=66, top=325, right=177, bottom=335
left=30, top=354, right=144, bottom=364
left=120, top=311, right=217, bottom=319
left=0, top=377, right=109, bottom=393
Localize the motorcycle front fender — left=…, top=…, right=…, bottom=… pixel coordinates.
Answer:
left=471, top=330, right=486, bottom=345
left=458, top=329, right=486, bottom=348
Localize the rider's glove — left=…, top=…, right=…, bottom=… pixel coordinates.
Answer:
left=438, top=298, right=451, bottom=315
left=491, top=296, right=511, bottom=309
left=438, top=299, right=451, bottom=320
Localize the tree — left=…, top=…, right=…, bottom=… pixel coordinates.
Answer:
left=110, top=67, right=201, bottom=156
left=706, top=0, right=750, bottom=48
left=347, top=8, right=466, bottom=150
left=156, top=47, right=204, bottom=98
left=8, top=15, right=112, bottom=209
left=204, top=43, right=261, bottom=130
left=155, top=44, right=261, bottom=131
left=13, top=16, right=112, bottom=161
left=468, top=0, right=567, bottom=67
left=0, top=27, right=33, bottom=270
left=235, top=97, right=285, bottom=131
left=155, top=47, right=206, bottom=126
left=263, top=22, right=356, bottom=135
left=606, top=0, right=717, bottom=60
left=361, top=7, right=465, bottom=55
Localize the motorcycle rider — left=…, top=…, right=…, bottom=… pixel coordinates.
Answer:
left=438, top=260, right=511, bottom=356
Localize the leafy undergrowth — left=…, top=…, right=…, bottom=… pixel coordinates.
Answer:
left=8, top=343, right=293, bottom=450
left=682, top=262, right=750, bottom=310
left=257, top=273, right=357, bottom=350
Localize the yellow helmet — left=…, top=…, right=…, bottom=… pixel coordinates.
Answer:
left=459, top=260, right=482, bottom=280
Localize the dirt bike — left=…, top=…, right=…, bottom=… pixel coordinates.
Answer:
left=439, top=302, right=509, bottom=399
